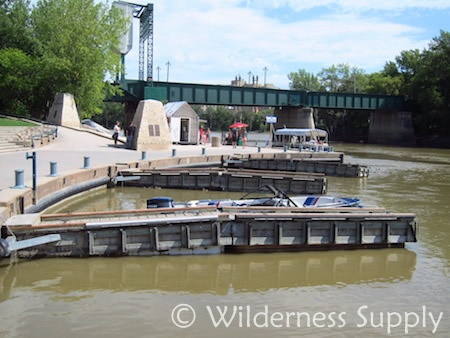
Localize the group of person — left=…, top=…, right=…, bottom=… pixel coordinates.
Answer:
left=112, top=121, right=136, bottom=149
left=224, top=127, right=248, bottom=148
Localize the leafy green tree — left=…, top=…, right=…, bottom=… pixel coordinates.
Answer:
left=288, top=69, right=323, bottom=91
left=30, top=0, right=127, bottom=118
left=410, top=31, right=450, bottom=136
left=318, top=63, right=366, bottom=93
left=0, top=0, right=38, bottom=54
left=365, top=72, right=403, bottom=95
left=0, top=48, right=36, bottom=115
left=0, top=0, right=127, bottom=118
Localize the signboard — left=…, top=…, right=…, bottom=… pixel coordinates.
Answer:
left=266, top=116, right=277, bottom=124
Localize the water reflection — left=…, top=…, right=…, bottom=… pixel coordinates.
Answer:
left=0, top=249, right=416, bottom=301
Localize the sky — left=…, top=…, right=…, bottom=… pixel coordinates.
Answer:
left=118, top=0, right=449, bottom=89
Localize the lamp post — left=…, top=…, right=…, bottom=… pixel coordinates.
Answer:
left=263, top=66, right=268, bottom=86
left=156, top=66, right=161, bottom=81
left=166, top=61, right=171, bottom=82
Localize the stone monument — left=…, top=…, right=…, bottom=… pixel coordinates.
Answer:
left=46, top=93, right=81, bottom=128
left=131, top=99, right=172, bottom=150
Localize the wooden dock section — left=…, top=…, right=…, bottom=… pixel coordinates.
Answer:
left=3, top=206, right=417, bottom=258
left=224, top=153, right=369, bottom=177
left=116, top=168, right=328, bottom=194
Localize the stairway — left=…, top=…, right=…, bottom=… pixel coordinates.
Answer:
left=0, top=127, right=32, bottom=153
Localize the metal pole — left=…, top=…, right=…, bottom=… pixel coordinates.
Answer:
left=26, top=151, right=37, bottom=204
left=263, top=66, right=268, bottom=86
left=166, top=61, right=171, bottom=81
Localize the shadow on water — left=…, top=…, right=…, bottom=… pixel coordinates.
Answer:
left=0, top=249, right=416, bottom=301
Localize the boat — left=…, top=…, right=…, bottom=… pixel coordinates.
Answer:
left=146, top=185, right=361, bottom=209
left=271, top=128, right=333, bottom=151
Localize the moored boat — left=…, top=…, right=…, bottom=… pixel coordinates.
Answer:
left=146, top=185, right=361, bottom=209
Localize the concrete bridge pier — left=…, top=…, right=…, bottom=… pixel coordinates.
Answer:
left=368, top=110, right=416, bottom=146
left=276, top=107, right=315, bottom=129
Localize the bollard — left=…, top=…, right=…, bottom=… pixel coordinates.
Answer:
left=172, top=149, right=176, bottom=157
left=257, top=146, right=261, bottom=153
left=202, top=147, right=206, bottom=155
left=283, top=145, right=288, bottom=152
left=12, top=170, right=26, bottom=189
left=83, top=156, right=91, bottom=169
left=49, top=162, right=58, bottom=177
left=141, top=151, right=147, bottom=160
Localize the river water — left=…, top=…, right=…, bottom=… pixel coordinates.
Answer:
left=1, top=144, right=449, bottom=337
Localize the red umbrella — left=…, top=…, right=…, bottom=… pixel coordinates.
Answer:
left=229, top=122, right=248, bottom=128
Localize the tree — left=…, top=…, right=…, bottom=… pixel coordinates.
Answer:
left=365, top=72, right=403, bottom=95
left=0, top=0, right=38, bottom=55
left=0, top=48, right=36, bottom=115
left=411, top=31, right=450, bottom=136
left=30, top=0, right=127, bottom=118
left=288, top=69, right=323, bottom=91
left=317, top=63, right=366, bottom=93
left=0, top=0, right=127, bottom=118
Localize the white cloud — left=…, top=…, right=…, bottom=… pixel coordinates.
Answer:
left=121, top=0, right=448, bottom=88
left=248, top=0, right=450, bottom=12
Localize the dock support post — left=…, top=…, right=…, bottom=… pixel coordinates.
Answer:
left=87, top=231, right=94, bottom=255
left=121, top=229, right=127, bottom=254
left=13, top=170, right=26, bottom=189
left=49, top=162, right=58, bottom=177
left=83, top=156, right=91, bottom=169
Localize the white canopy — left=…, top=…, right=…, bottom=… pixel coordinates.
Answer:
left=274, top=128, right=328, bottom=137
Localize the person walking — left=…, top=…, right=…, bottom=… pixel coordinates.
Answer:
left=125, top=122, right=136, bottom=149
left=113, top=121, right=121, bottom=147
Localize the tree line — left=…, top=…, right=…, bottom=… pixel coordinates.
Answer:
left=287, top=31, right=449, bottom=146
left=1, top=1, right=448, bottom=146
left=0, top=0, right=126, bottom=119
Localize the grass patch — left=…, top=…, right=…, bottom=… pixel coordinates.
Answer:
left=0, top=118, right=37, bottom=127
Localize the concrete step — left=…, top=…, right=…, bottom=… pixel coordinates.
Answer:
left=0, top=127, right=33, bottom=153
left=0, top=145, right=30, bottom=153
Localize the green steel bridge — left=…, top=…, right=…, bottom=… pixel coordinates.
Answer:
left=118, top=79, right=407, bottom=110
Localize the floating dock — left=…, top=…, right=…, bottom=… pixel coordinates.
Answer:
left=115, top=168, right=328, bottom=194
left=224, top=155, right=369, bottom=177
left=2, top=206, right=417, bottom=258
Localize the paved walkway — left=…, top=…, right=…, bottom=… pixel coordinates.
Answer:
left=0, top=127, right=279, bottom=191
